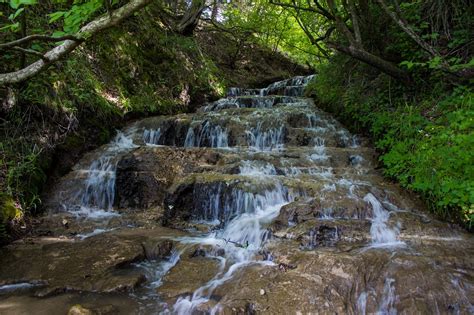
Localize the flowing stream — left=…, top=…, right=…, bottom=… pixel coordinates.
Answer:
left=0, top=75, right=472, bottom=315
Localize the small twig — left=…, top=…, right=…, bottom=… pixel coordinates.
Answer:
left=11, top=46, right=49, bottom=62
left=222, top=238, right=249, bottom=249
left=0, top=34, right=80, bottom=50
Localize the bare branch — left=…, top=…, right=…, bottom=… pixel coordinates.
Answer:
left=270, top=0, right=335, bottom=20
left=176, top=0, right=206, bottom=36
left=11, top=47, right=49, bottom=61
left=346, top=0, right=363, bottom=46
left=0, top=35, right=80, bottom=50
left=326, top=0, right=359, bottom=48
left=312, top=0, right=334, bottom=20
left=269, top=0, right=319, bottom=13
left=327, top=41, right=410, bottom=82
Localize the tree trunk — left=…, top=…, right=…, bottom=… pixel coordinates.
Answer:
left=211, top=0, right=220, bottom=21
left=330, top=43, right=410, bottom=82
left=176, top=0, right=205, bottom=36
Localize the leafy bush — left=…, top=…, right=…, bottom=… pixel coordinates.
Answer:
left=308, top=58, right=474, bottom=228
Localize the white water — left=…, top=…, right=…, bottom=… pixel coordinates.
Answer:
left=225, top=75, right=315, bottom=98
left=239, top=160, right=277, bottom=176
left=192, top=182, right=292, bottom=228
left=71, top=130, right=137, bottom=218
left=172, top=181, right=294, bottom=313
left=357, top=291, right=368, bottom=315
left=363, top=193, right=404, bottom=247
left=76, top=228, right=116, bottom=240
left=184, top=121, right=229, bottom=148
left=260, top=75, right=316, bottom=96
left=0, top=282, right=45, bottom=294
left=136, top=250, right=181, bottom=289
left=377, top=278, right=398, bottom=315
left=246, top=122, right=285, bottom=151
left=309, top=137, right=328, bottom=161
left=143, top=128, right=162, bottom=145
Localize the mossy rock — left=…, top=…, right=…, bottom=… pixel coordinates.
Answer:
left=0, top=192, right=20, bottom=223
left=0, top=192, right=21, bottom=242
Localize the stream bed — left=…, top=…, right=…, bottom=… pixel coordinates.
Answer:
left=0, top=75, right=472, bottom=314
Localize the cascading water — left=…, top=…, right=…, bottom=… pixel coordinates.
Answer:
left=378, top=278, right=398, bottom=314
left=363, top=193, right=404, bottom=247
left=143, top=128, right=161, bottom=145
left=23, top=73, right=472, bottom=315
left=71, top=130, right=136, bottom=218
left=239, top=160, right=277, bottom=176
left=173, top=182, right=294, bottom=313
left=246, top=122, right=285, bottom=151
left=184, top=121, right=229, bottom=148
left=309, top=137, right=328, bottom=161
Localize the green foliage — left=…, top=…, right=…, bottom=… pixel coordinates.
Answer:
left=0, top=2, right=226, bottom=231
left=380, top=107, right=473, bottom=222
left=218, top=0, right=323, bottom=67
left=309, top=57, right=474, bottom=227
left=49, top=0, right=118, bottom=36
left=1, top=117, right=47, bottom=212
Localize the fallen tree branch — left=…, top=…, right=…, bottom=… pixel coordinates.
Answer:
left=0, top=0, right=152, bottom=86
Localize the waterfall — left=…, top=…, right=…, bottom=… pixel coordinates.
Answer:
left=357, top=291, right=368, bottom=315
left=246, top=122, right=285, bottom=151
left=309, top=137, right=328, bottom=161
left=191, top=182, right=292, bottom=226
left=43, top=74, right=458, bottom=314
left=184, top=121, right=229, bottom=148
left=378, top=278, right=398, bottom=315
left=239, top=160, right=277, bottom=176
left=173, top=182, right=294, bottom=313
left=224, top=75, right=314, bottom=98
left=73, top=131, right=136, bottom=218
left=143, top=128, right=161, bottom=145
left=80, top=156, right=116, bottom=210
left=363, top=193, right=404, bottom=247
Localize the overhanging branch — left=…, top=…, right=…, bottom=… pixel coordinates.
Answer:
left=0, top=0, right=152, bottom=86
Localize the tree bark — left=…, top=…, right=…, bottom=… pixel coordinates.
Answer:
left=211, top=0, right=220, bottom=21
left=0, top=0, right=152, bottom=86
left=329, top=42, right=410, bottom=82
left=176, top=0, right=205, bottom=36
left=324, top=0, right=409, bottom=81
left=376, top=0, right=439, bottom=57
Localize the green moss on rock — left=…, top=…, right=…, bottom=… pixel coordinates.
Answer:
left=0, top=192, right=20, bottom=222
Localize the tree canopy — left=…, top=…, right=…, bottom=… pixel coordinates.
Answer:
left=1, top=0, right=472, bottom=86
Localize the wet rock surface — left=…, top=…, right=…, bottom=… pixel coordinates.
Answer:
left=1, top=75, right=473, bottom=314
left=0, top=233, right=146, bottom=295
